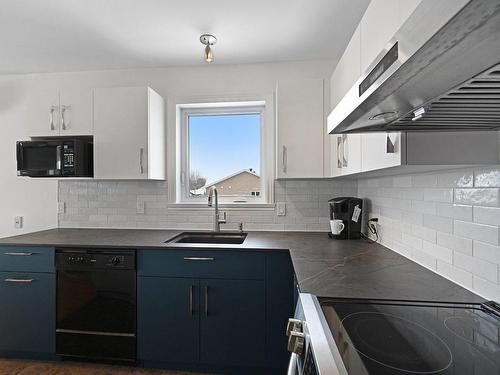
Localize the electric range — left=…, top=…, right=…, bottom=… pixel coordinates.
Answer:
left=287, top=294, right=500, bottom=375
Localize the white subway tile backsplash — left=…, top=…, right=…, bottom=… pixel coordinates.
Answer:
left=423, top=214, right=453, bottom=234
left=437, top=170, right=473, bottom=188
left=423, top=188, right=454, bottom=203
left=454, top=220, right=499, bottom=245
left=412, top=174, right=438, bottom=187
left=436, top=203, right=473, bottom=221
left=473, top=206, right=500, bottom=226
left=474, top=241, right=500, bottom=266
left=422, top=241, right=453, bottom=263
left=473, top=276, right=500, bottom=302
left=359, top=166, right=500, bottom=302
left=59, top=179, right=357, bottom=232
left=454, top=188, right=500, bottom=207
left=436, top=260, right=473, bottom=289
left=436, top=232, right=473, bottom=256
left=474, top=167, right=500, bottom=188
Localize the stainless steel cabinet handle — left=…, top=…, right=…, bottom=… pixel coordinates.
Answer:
left=4, top=252, right=33, bottom=256
left=342, top=134, right=348, bottom=168
left=189, top=285, right=194, bottom=316
left=61, top=105, right=70, bottom=130
left=204, top=286, right=209, bottom=316
left=337, top=136, right=343, bottom=169
left=183, top=257, right=215, bottom=261
left=5, top=278, right=34, bottom=283
left=49, top=106, right=57, bottom=131
left=386, top=133, right=396, bottom=154
left=282, top=145, right=287, bottom=173
left=139, top=148, right=144, bottom=174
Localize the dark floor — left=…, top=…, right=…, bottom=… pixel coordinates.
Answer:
left=0, top=359, right=212, bottom=375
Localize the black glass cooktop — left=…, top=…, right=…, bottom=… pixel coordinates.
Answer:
left=320, top=299, right=500, bottom=375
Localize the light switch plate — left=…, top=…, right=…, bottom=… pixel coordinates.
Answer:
left=276, top=202, right=286, bottom=216
left=14, top=216, right=23, bottom=229
left=58, top=202, right=66, bottom=214
left=137, top=200, right=145, bottom=214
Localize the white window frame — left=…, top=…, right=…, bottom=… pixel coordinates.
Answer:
left=172, top=98, right=275, bottom=207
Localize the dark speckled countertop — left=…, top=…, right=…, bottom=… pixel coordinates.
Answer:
left=0, top=228, right=484, bottom=303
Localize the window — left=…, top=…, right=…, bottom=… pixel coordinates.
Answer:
left=176, top=101, right=272, bottom=205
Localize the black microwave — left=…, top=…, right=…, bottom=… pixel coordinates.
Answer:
left=16, top=139, right=93, bottom=177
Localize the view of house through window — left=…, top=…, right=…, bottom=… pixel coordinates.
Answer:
left=187, top=112, right=262, bottom=202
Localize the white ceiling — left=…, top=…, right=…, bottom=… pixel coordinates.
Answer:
left=0, top=0, right=369, bottom=74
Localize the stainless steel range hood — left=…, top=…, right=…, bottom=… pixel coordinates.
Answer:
left=328, top=0, right=500, bottom=134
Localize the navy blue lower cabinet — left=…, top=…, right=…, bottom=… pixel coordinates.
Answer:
left=266, top=252, right=295, bottom=370
left=137, top=276, right=200, bottom=364
left=199, top=278, right=266, bottom=367
left=0, top=272, right=55, bottom=354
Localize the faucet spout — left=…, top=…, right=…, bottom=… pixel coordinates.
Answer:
left=208, top=186, right=226, bottom=232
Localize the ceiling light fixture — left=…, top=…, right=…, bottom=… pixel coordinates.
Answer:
left=200, top=34, right=217, bottom=63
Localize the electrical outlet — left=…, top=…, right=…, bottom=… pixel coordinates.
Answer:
left=58, top=202, right=66, bottom=214
left=14, top=216, right=23, bottom=229
left=276, top=202, right=286, bottom=216
left=136, top=200, right=145, bottom=214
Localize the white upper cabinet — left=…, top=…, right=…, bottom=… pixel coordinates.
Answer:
left=26, top=88, right=61, bottom=137
left=330, top=133, right=362, bottom=177
left=26, top=88, right=93, bottom=137
left=360, top=0, right=422, bottom=74
left=58, top=88, right=93, bottom=136
left=277, top=78, right=325, bottom=178
left=93, top=87, right=165, bottom=180
left=330, top=25, right=361, bottom=110
left=361, top=132, right=404, bottom=172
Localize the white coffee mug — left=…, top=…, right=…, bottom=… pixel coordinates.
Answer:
left=330, top=219, right=345, bottom=235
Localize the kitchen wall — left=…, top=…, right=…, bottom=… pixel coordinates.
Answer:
left=0, top=59, right=334, bottom=238
left=358, top=166, right=500, bottom=302
left=0, top=76, right=58, bottom=238
left=58, top=179, right=357, bottom=231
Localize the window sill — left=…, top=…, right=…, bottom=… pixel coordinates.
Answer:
left=167, top=203, right=275, bottom=211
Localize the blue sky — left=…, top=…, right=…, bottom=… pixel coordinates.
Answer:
left=189, top=114, right=260, bottom=184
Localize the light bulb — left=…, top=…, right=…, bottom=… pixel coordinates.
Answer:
left=204, top=45, right=214, bottom=63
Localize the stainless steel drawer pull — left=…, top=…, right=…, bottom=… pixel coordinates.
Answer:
left=183, top=257, right=215, bottom=261
left=5, top=278, right=34, bottom=283
left=205, top=286, right=209, bottom=317
left=4, top=252, right=33, bottom=256
left=189, top=285, right=194, bottom=316
left=56, top=329, right=135, bottom=338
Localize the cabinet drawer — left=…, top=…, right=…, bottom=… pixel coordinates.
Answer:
left=138, top=250, right=265, bottom=280
left=0, top=247, right=54, bottom=273
left=0, top=272, right=55, bottom=353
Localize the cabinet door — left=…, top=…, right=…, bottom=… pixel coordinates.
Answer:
left=137, top=277, right=199, bottom=363
left=0, top=272, right=55, bottom=353
left=93, top=87, right=148, bottom=179
left=266, top=253, right=294, bottom=370
left=330, top=24, right=361, bottom=110
left=360, top=0, right=400, bottom=74
left=200, top=279, right=266, bottom=367
left=330, top=134, right=362, bottom=176
left=277, top=78, right=325, bottom=178
left=25, top=88, right=60, bottom=137
left=59, top=88, right=93, bottom=136
left=361, top=132, right=403, bottom=172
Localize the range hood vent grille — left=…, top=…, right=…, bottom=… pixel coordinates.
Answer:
left=391, top=63, right=500, bottom=131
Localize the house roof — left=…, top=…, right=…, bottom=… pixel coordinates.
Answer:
left=204, top=169, right=259, bottom=188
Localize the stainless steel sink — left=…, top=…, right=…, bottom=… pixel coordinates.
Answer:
left=166, top=232, right=247, bottom=245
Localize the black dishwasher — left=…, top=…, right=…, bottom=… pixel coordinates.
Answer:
left=55, top=248, right=136, bottom=362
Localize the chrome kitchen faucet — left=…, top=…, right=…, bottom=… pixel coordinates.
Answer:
left=207, top=186, right=227, bottom=232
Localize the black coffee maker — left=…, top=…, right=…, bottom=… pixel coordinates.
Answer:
left=328, top=197, right=363, bottom=240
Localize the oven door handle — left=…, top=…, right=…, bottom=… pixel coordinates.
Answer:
left=287, top=353, right=299, bottom=375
